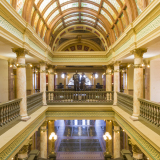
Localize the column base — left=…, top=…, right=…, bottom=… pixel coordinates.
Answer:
left=21, top=116, right=31, bottom=121
left=43, top=103, right=47, bottom=106
left=113, top=102, right=117, bottom=106
left=130, top=115, right=139, bottom=121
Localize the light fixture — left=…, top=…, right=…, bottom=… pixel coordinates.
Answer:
left=30, top=64, right=33, bottom=67
left=10, top=65, right=13, bottom=68
left=95, top=74, right=98, bottom=79
left=61, top=73, right=65, bottom=78
left=147, top=64, right=150, bottom=68
left=49, top=132, right=57, bottom=155
left=127, top=64, right=131, bottom=68
left=103, top=132, right=112, bottom=155
left=16, top=64, right=19, bottom=66
left=142, top=64, right=145, bottom=67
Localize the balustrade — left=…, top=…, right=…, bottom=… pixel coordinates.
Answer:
left=27, top=92, right=43, bottom=112
left=46, top=91, right=114, bottom=104
left=0, top=98, right=22, bottom=127
left=139, top=98, right=160, bottom=129
left=117, top=92, right=133, bottom=113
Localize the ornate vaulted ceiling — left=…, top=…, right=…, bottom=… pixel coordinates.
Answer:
left=7, top=0, right=153, bottom=51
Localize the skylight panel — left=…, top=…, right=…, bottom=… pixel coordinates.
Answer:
left=47, top=10, right=59, bottom=25
left=97, top=22, right=106, bottom=32
left=39, top=0, right=51, bottom=12
left=101, top=10, right=113, bottom=25
left=35, top=0, right=40, bottom=5
left=43, top=2, right=57, bottom=19
left=88, top=0, right=101, bottom=4
left=82, top=21, right=94, bottom=25
left=38, top=20, right=44, bottom=35
left=81, top=13, right=96, bottom=18
left=103, top=2, right=116, bottom=19
left=54, top=22, right=63, bottom=32
left=59, top=0, right=70, bottom=5
left=120, top=0, right=125, bottom=5
left=66, top=21, right=79, bottom=25
left=81, top=3, right=99, bottom=11
left=108, top=0, right=121, bottom=13
left=16, top=0, right=25, bottom=16
left=64, top=16, right=79, bottom=23
left=64, top=13, right=79, bottom=18
left=81, top=16, right=96, bottom=23
left=61, top=3, right=79, bottom=11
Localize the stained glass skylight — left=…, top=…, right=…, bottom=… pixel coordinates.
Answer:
left=103, top=2, right=116, bottom=19
left=108, top=0, right=121, bottom=13
left=43, top=2, right=57, bottom=19
left=88, top=0, right=101, bottom=5
left=47, top=10, right=59, bottom=25
left=81, top=16, right=96, bottom=23
left=101, top=10, right=113, bottom=25
left=97, top=22, right=106, bottom=32
left=81, top=3, right=99, bottom=11
left=64, top=13, right=79, bottom=18
left=81, top=13, right=96, bottom=19
left=54, top=22, right=63, bottom=32
left=64, top=16, right=79, bottom=23
left=35, top=0, right=40, bottom=5
left=16, top=0, right=25, bottom=16
left=39, top=0, right=51, bottom=12
left=61, top=3, right=79, bottom=11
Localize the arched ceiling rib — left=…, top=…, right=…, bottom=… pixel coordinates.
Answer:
left=7, top=0, right=153, bottom=50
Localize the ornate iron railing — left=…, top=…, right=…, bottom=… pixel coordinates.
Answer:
left=46, top=91, right=114, bottom=104
left=139, top=98, right=160, bottom=129
left=0, top=98, right=22, bottom=127
left=117, top=92, right=133, bottom=113
left=27, top=92, right=43, bottom=112
left=54, top=89, right=105, bottom=91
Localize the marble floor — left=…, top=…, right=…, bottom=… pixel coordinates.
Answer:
left=54, top=120, right=106, bottom=160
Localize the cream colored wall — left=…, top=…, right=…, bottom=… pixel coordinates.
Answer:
left=0, top=59, right=8, bottom=103
left=150, top=60, right=160, bottom=102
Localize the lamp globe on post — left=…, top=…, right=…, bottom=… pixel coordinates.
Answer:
left=103, top=132, right=112, bottom=160
left=49, top=132, right=57, bottom=160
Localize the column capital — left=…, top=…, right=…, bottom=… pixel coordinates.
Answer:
left=113, top=121, right=119, bottom=126
left=131, top=48, right=147, bottom=58
left=12, top=48, right=28, bottom=57
left=39, top=61, right=47, bottom=66
left=114, top=61, right=121, bottom=66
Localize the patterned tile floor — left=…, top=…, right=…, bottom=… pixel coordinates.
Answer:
left=54, top=120, right=106, bottom=160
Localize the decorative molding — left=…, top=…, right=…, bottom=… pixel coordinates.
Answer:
left=133, top=64, right=143, bottom=68
left=115, top=113, right=160, bottom=160
left=16, top=63, right=26, bottom=68
left=130, top=48, right=147, bottom=58
left=46, top=112, right=115, bottom=117
left=12, top=48, right=28, bottom=57
left=0, top=113, right=46, bottom=160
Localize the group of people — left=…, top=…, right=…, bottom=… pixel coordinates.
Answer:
left=73, top=71, right=86, bottom=91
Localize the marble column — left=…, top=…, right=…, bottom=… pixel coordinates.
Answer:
left=106, top=66, right=112, bottom=91
left=113, top=121, right=120, bottom=159
left=26, top=65, right=34, bottom=95
left=123, top=69, right=128, bottom=94
left=12, top=48, right=30, bottom=121
left=94, top=75, right=96, bottom=89
left=64, top=73, right=66, bottom=89
left=40, top=125, right=47, bottom=158
left=48, top=120, right=55, bottom=154
left=48, top=66, right=54, bottom=91
left=131, top=49, right=147, bottom=120
left=106, top=120, right=113, bottom=155
left=40, top=62, right=47, bottom=105
left=8, top=61, right=15, bottom=100
left=113, top=62, right=120, bottom=105
left=123, top=131, right=129, bottom=150
left=145, top=61, right=150, bottom=100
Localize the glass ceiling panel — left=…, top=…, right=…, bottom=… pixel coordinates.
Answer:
left=101, top=10, right=113, bottom=25
left=35, top=0, right=40, bottom=5
left=120, top=0, right=125, bottom=5
left=97, top=22, right=106, bottom=32
left=43, top=2, right=57, bottom=19
left=108, top=0, right=121, bottom=13
left=54, top=22, right=63, bottom=33
left=81, top=16, right=96, bottom=23
left=64, top=16, right=79, bottom=22
left=81, top=13, right=96, bottom=18
left=39, top=0, right=51, bottom=12
left=66, top=21, right=79, bottom=25
left=59, top=0, right=70, bottom=5
left=82, top=21, right=94, bottom=25
left=61, top=3, right=79, bottom=11
left=88, top=0, right=101, bottom=4
left=81, top=3, right=99, bottom=11
left=103, top=2, right=116, bottom=19
left=64, top=12, right=79, bottom=18
left=47, top=10, right=59, bottom=25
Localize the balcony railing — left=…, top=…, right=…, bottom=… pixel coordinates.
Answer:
left=0, top=98, right=22, bottom=128
left=27, top=92, right=43, bottom=112
left=55, top=89, right=105, bottom=91
left=139, top=98, right=160, bottom=129
left=117, top=92, right=133, bottom=114
left=46, top=91, right=114, bottom=104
